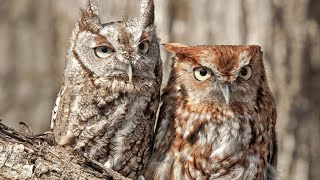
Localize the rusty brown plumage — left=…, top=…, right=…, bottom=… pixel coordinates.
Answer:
left=145, top=43, right=277, bottom=179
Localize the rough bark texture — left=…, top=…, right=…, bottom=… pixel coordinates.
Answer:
left=0, top=0, right=319, bottom=180
left=0, top=122, right=130, bottom=180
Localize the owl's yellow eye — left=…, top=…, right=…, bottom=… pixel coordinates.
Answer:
left=239, top=65, right=252, bottom=80
left=138, top=41, right=149, bottom=54
left=94, top=46, right=115, bottom=58
left=194, top=67, right=212, bottom=81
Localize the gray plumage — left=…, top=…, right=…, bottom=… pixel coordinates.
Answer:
left=51, top=0, right=162, bottom=178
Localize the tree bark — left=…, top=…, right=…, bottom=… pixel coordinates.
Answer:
left=0, top=122, right=130, bottom=180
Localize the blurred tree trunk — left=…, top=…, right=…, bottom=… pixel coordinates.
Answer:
left=0, top=0, right=319, bottom=179
left=0, top=0, right=60, bottom=133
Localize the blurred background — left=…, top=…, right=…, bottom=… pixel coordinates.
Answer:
left=0, top=0, right=319, bottom=179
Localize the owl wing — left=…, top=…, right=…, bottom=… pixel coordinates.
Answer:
left=152, top=88, right=173, bottom=153
left=50, top=85, right=67, bottom=130
left=269, top=106, right=278, bottom=166
left=51, top=84, right=78, bottom=146
left=50, top=85, right=70, bottom=130
left=143, top=92, right=172, bottom=179
left=153, top=104, right=166, bottom=152
left=267, top=103, right=278, bottom=180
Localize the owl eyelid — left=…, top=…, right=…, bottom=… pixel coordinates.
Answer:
left=94, top=45, right=116, bottom=59
left=138, top=38, right=150, bottom=44
left=193, top=66, right=213, bottom=74
left=95, top=43, right=115, bottom=51
left=139, top=31, right=151, bottom=41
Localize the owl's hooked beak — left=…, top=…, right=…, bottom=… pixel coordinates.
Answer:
left=127, top=63, right=133, bottom=83
left=220, top=83, right=230, bottom=105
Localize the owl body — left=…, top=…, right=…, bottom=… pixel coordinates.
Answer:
left=145, top=44, right=277, bottom=179
left=51, top=0, right=162, bottom=178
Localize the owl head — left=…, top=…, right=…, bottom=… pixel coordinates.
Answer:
left=65, top=0, right=161, bottom=91
left=164, top=43, right=269, bottom=108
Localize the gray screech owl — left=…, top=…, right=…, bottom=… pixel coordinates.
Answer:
left=51, top=0, right=162, bottom=178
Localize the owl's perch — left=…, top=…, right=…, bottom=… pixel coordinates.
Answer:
left=0, top=123, right=130, bottom=180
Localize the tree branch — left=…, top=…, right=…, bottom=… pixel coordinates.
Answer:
left=0, top=123, right=130, bottom=180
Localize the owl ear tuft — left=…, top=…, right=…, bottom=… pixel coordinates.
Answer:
left=250, top=45, right=263, bottom=56
left=79, top=0, right=101, bottom=33
left=140, top=0, right=155, bottom=29
left=163, top=43, right=192, bottom=59
left=163, top=43, right=189, bottom=53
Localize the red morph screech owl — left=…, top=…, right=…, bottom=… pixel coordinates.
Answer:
left=145, top=43, right=277, bottom=180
